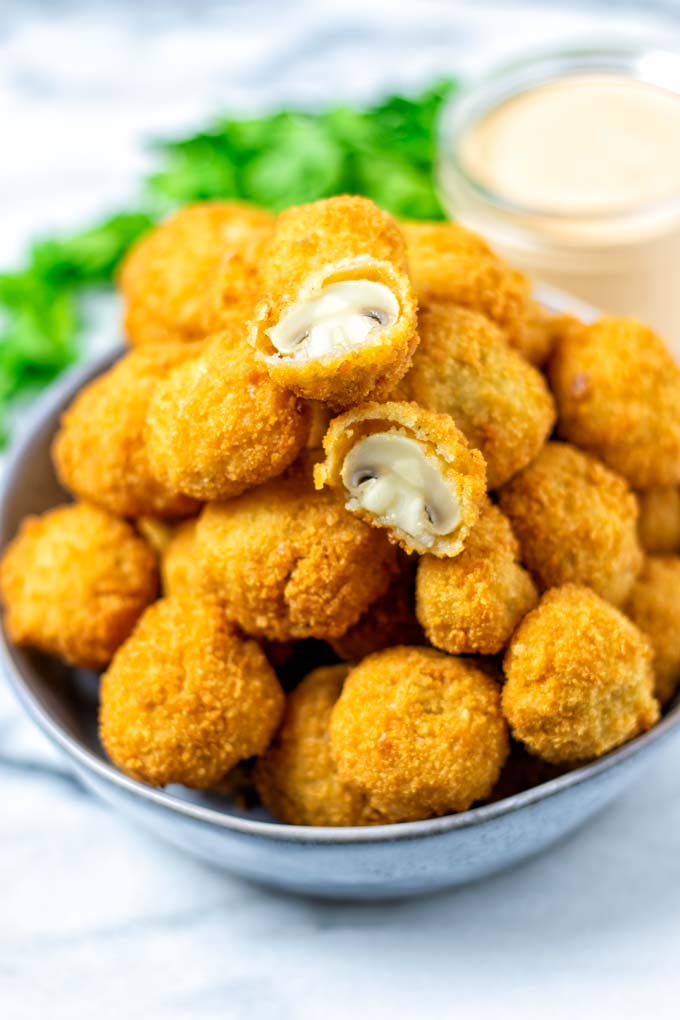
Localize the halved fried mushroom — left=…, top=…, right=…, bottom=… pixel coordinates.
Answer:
left=268, top=279, right=399, bottom=359
left=314, top=401, right=487, bottom=556
left=248, top=197, right=418, bottom=409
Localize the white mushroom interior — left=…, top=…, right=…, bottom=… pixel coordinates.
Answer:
left=267, top=280, right=399, bottom=361
left=341, top=431, right=460, bottom=547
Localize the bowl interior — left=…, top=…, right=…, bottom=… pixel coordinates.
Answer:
left=3, top=295, right=680, bottom=843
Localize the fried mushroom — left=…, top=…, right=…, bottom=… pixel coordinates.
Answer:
left=53, top=344, right=201, bottom=519
left=637, top=487, right=680, bottom=555
left=502, top=584, right=659, bottom=764
left=549, top=317, right=680, bottom=489
left=249, top=196, right=418, bottom=409
left=416, top=503, right=538, bottom=654
left=0, top=502, right=158, bottom=669
left=394, top=302, right=555, bottom=488
left=196, top=459, right=399, bottom=641
left=160, top=518, right=202, bottom=596
left=255, top=664, right=379, bottom=826
left=625, top=556, right=680, bottom=705
left=314, top=401, right=486, bottom=557
left=120, top=201, right=273, bottom=346
left=400, top=219, right=530, bottom=348
left=498, top=441, right=643, bottom=606
left=100, top=595, right=284, bottom=788
left=330, top=646, right=509, bottom=822
left=146, top=332, right=311, bottom=502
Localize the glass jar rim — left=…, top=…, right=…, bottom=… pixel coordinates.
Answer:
left=438, top=43, right=680, bottom=229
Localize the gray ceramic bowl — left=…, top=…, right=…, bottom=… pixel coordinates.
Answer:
left=2, top=295, right=680, bottom=900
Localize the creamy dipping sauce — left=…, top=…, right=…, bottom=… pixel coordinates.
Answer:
left=461, top=75, right=680, bottom=215
left=267, top=280, right=398, bottom=361
left=341, top=432, right=460, bottom=548
left=440, top=55, right=680, bottom=357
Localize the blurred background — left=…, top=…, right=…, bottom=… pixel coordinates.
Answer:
left=4, top=0, right=680, bottom=256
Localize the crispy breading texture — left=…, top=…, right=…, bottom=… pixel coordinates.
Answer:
left=99, top=595, right=284, bottom=788
left=400, top=220, right=530, bottom=349
left=416, top=503, right=538, bottom=655
left=255, top=664, right=381, bottom=826
left=0, top=503, right=158, bottom=669
left=196, top=460, right=399, bottom=641
left=314, top=400, right=487, bottom=557
left=136, top=517, right=174, bottom=556
left=394, top=302, right=555, bottom=488
left=499, top=441, right=643, bottom=606
left=625, top=556, right=680, bottom=705
left=329, top=646, right=509, bottom=822
left=329, top=556, right=424, bottom=661
left=160, top=518, right=201, bottom=596
left=146, top=333, right=311, bottom=501
left=53, top=345, right=201, bottom=519
left=637, top=487, right=680, bottom=555
left=305, top=401, right=333, bottom=450
left=549, top=317, right=680, bottom=489
left=515, top=302, right=563, bottom=368
left=502, top=585, right=659, bottom=764
left=119, top=201, right=273, bottom=346
left=248, top=196, right=418, bottom=409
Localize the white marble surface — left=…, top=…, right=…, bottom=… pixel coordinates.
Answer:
left=3, top=3, right=680, bottom=1017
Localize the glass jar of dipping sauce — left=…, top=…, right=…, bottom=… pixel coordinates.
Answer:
left=438, top=47, right=680, bottom=357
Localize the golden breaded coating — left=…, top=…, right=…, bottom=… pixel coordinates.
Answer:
left=394, top=302, right=555, bottom=488
left=416, top=503, right=538, bottom=654
left=536, top=312, right=585, bottom=366
left=196, top=460, right=399, bottom=641
left=400, top=220, right=530, bottom=347
left=330, top=646, right=509, bottom=822
left=502, top=584, right=659, bottom=764
left=146, top=332, right=311, bottom=501
left=255, top=665, right=380, bottom=826
left=625, top=556, right=680, bottom=705
left=99, top=595, right=284, bottom=788
left=0, top=503, right=158, bottom=669
left=329, top=556, right=423, bottom=661
left=637, top=487, right=680, bottom=554
left=160, top=518, right=201, bottom=596
left=499, top=442, right=643, bottom=606
left=119, top=202, right=273, bottom=346
left=53, top=345, right=201, bottom=519
left=549, top=317, right=680, bottom=489
left=305, top=401, right=333, bottom=450
left=136, top=517, right=173, bottom=556
left=249, top=196, right=418, bottom=409
left=314, top=401, right=486, bottom=557
left=513, top=302, right=560, bottom=367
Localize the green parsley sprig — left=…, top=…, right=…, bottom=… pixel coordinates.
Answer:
left=0, top=79, right=455, bottom=444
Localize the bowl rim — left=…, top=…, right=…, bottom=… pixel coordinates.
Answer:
left=2, top=336, right=680, bottom=847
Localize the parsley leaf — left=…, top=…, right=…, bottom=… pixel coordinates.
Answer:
left=0, top=212, right=155, bottom=443
left=148, top=79, right=454, bottom=219
left=0, top=79, right=456, bottom=446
